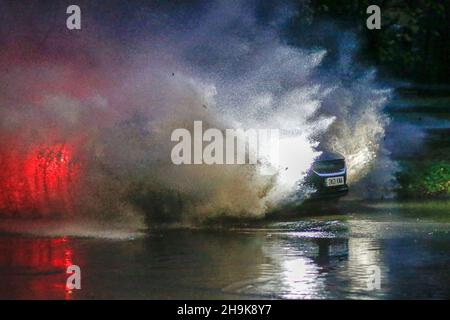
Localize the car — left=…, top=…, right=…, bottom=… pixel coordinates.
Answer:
left=305, top=151, right=349, bottom=199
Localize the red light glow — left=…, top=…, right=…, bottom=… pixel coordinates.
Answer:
left=0, top=142, right=80, bottom=217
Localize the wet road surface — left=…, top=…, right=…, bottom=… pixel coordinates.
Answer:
left=0, top=200, right=449, bottom=300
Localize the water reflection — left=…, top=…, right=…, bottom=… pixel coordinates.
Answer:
left=0, top=237, right=76, bottom=299
left=0, top=214, right=449, bottom=299
left=345, top=238, right=387, bottom=298
left=254, top=237, right=349, bottom=299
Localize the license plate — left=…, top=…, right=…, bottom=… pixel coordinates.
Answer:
left=325, top=176, right=344, bottom=187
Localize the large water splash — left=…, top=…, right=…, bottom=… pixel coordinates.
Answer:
left=0, top=1, right=393, bottom=230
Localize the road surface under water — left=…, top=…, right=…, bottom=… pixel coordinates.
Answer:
left=0, top=200, right=449, bottom=300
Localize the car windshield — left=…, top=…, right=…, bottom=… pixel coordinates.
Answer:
left=313, top=160, right=345, bottom=173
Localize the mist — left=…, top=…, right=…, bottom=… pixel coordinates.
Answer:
left=0, top=0, right=393, bottom=232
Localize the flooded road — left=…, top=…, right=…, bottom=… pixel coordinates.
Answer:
left=0, top=200, right=449, bottom=300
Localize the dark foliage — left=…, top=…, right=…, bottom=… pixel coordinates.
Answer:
left=285, top=0, right=450, bottom=83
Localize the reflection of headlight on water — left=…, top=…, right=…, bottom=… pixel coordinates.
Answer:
left=282, top=257, right=325, bottom=299
left=346, top=221, right=388, bottom=294
left=275, top=238, right=349, bottom=299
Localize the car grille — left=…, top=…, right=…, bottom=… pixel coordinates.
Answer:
left=313, top=159, right=345, bottom=174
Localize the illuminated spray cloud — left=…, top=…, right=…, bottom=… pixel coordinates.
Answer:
left=171, top=121, right=280, bottom=171
left=0, top=0, right=393, bottom=227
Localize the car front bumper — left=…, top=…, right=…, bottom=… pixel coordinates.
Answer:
left=305, top=169, right=349, bottom=199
